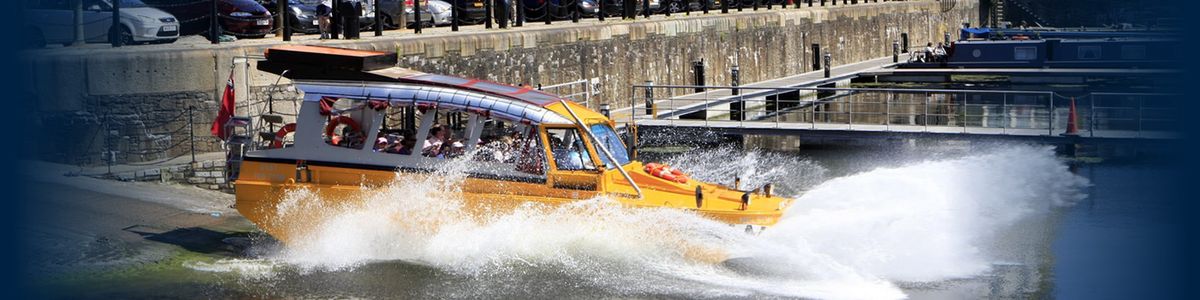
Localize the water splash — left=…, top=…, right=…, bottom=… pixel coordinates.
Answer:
left=664, top=146, right=827, bottom=197
left=196, top=144, right=1086, bottom=299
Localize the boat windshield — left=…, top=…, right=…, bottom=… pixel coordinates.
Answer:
left=588, top=123, right=630, bottom=169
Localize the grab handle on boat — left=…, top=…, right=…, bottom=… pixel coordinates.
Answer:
left=559, top=100, right=644, bottom=200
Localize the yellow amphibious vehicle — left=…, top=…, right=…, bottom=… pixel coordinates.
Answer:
left=228, top=45, right=793, bottom=244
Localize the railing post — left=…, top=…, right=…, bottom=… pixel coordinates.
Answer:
left=110, top=0, right=122, bottom=47
left=722, top=0, right=729, bottom=13
left=572, top=0, right=580, bottom=22
left=484, top=0, right=493, bottom=28
left=545, top=0, right=552, bottom=24
left=499, top=0, right=509, bottom=28
left=452, top=0, right=460, bottom=31
left=516, top=0, right=525, bottom=26
left=598, top=0, right=606, bottom=21
left=644, top=81, right=655, bottom=117
left=923, top=92, right=929, bottom=129
left=1002, top=92, right=1007, bottom=133
left=415, top=0, right=423, bottom=33
left=643, top=0, right=650, bottom=18
left=1048, top=94, right=1055, bottom=135
left=372, top=0, right=381, bottom=36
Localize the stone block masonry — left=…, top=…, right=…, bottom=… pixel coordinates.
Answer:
left=24, top=0, right=977, bottom=165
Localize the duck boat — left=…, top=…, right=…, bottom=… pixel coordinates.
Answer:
left=228, top=45, right=793, bottom=244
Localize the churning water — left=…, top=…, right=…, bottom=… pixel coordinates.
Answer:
left=187, top=145, right=1090, bottom=299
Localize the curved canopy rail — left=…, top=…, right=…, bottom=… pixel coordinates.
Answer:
left=294, top=80, right=575, bottom=126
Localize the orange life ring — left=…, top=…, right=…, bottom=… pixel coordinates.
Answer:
left=324, top=115, right=363, bottom=145
left=272, top=123, right=297, bottom=148
left=643, top=163, right=690, bottom=184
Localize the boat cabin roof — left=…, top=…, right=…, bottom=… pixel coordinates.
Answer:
left=258, top=45, right=578, bottom=125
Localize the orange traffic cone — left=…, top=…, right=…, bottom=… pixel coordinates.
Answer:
left=1063, top=97, right=1079, bottom=136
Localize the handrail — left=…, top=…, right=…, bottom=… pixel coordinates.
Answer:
left=559, top=100, right=644, bottom=200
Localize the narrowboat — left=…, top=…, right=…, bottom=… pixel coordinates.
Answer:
left=228, top=45, right=793, bottom=244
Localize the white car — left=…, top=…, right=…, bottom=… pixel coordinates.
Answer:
left=25, top=0, right=181, bottom=47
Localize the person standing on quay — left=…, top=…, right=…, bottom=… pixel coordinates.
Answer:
left=317, top=0, right=333, bottom=39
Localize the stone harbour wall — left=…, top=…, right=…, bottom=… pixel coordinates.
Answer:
left=23, top=0, right=978, bottom=165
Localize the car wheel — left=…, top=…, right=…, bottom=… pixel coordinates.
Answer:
left=382, top=14, right=399, bottom=30
left=668, top=1, right=681, bottom=13
left=109, top=25, right=135, bottom=46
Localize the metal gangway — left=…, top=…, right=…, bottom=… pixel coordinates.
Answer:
left=625, top=84, right=1179, bottom=143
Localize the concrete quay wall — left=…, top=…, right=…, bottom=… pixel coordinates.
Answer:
left=24, top=0, right=977, bottom=165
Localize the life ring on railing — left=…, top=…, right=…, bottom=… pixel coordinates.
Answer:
left=643, top=163, right=690, bottom=184
left=272, top=123, right=297, bottom=148
left=324, top=115, right=363, bottom=146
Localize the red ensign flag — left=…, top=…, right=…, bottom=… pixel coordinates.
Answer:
left=211, top=70, right=235, bottom=139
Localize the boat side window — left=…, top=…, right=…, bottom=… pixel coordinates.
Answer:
left=322, top=98, right=368, bottom=150
left=471, top=120, right=547, bottom=177
left=545, top=128, right=596, bottom=171
left=1014, top=46, right=1038, bottom=60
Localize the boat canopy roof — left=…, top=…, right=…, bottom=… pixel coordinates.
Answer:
left=259, top=45, right=580, bottom=125
left=295, top=80, right=574, bottom=126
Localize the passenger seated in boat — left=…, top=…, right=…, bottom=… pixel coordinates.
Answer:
left=397, top=137, right=417, bottom=155
left=422, top=126, right=447, bottom=157
left=341, top=128, right=366, bottom=149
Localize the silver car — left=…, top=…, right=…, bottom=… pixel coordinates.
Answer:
left=25, top=0, right=180, bottom=47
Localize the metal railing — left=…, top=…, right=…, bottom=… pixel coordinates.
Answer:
left=627, top=84, right=1178, bottom=139
left=539, top=78, right=597, bottom=109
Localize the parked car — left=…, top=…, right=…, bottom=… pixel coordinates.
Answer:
left=522, top=0, right=587, bottom=21
left=423, top=0, right=453, bottom=27
left=143, top=0, right=273, bottom=39
left=261, top=0, right=319, bottom=34
left=24, top=0, right=181, bottom=47
left=400, top=0, right=435, bottom=28
left=664, top=0, right=719, bottom=13
left=595, top=0, right=645, bottom=17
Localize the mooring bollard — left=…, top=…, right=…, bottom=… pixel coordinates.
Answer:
left=893, top=40, right=900, bottom=62
left=693, top=60, right=706, bottom=92
left=731, top=65, right=740, bottom=95
left=823, top=53, right=832, bottom=78
left=644, top=80, right=655, bottom=117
